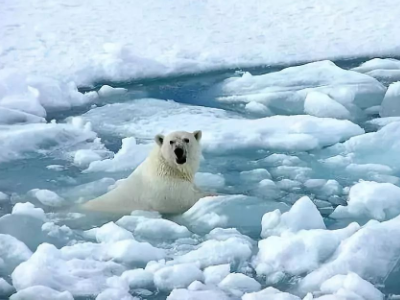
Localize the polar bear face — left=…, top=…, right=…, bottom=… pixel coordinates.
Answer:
left=155, top=130, right=202, bottom=172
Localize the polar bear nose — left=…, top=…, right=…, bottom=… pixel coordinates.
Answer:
left=174, top=148, right=184, bottom=159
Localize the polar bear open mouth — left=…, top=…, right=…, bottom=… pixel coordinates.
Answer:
left=174, top=147, right=187, bottom=164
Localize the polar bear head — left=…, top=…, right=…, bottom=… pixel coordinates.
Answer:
left=155, top=130, right=202, bottom=173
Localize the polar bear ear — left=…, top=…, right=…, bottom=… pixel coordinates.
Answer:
left=155, top=134, right=164, bottom=146
left=193, top=130, right=202, bottom=142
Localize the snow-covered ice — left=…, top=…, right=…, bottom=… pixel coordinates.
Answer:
left=2, top=2, right=400, bottom=298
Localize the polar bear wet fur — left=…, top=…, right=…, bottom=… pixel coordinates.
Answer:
left=82, top=130, right=205, bottom=214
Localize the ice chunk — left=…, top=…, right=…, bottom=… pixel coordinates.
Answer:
left=352, top=58, right=400, bottom=82
left=218, top=273, right=261, bottom=296
left=167, top=288, right=230, bottom=300
left=242, top=287, right=301, bottom=300
left=73, top=149, right=103, bottom=167
left=366, top=116, right=400, bottom=130
left=0, top=122, right=98, bottom=164
left=83, top=99, right=364, bottom=153
left=107, top=239, right=165, bottom=264
left=299, top=215, right=400, bottom=294
left=59, top=177, right=116, bottom=202
left=0, top=214, right=47, bottom=250
left=0, top=278, right=14, bottom=296
left=218, top=61, right=386, bottom=111
left=10, top=286, right=73, bottom=300
left=12, top=202, right=46, bottom=221
left=331, top=181, right=400, bottom=221
left=12, top=243, right=124, bottom=295
left=321, top=121, right=400, bottom=173
left=94, top=222, right=134, bottom=243
left=116, top=213, right=191, bottom=240
left=304, top=92, right=351, bottom=119
left=0, top=108, right=45, bottom=125
left=179, top=195, right=288, bottom=233
left=319, top=273, right=383, bottom=300
left=245, top=102, right=272, bottom=116
left=253, top=223, right=360, bottom=283
left=98, top=85, right=127, bottom=97
left=380, top=82, right=400, bottom=117
left=175, top=233, right=253, bottom=268
left=154, top=263, right=203, bottom=291
left=204, top=264, right=230, bottom=285
left=195, top=172, right=225, bottom=190
left=240, top=168, right=272, bottom=182
left=0, top=191, right=9, bottom=202
left=120, top=269, right=154, bottom=289
left=95, top=288, right=135, bottom=300
left=261, top=196, right=325, bottom=238
left=0, top=234, right=32, bottom=274
left=28, top=189, right=66, bottom=207
left=85, top=137, right=151, bottom=173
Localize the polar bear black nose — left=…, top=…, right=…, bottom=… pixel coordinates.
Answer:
left=174, top=148, right=184, bottom=159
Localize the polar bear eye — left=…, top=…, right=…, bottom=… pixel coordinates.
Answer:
left=183, top=138, right=189, bottom=143
left=170, top=140, right=175, bottom=145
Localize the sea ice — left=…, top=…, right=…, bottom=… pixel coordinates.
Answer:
left=10, top=286, right=73, bottom=300
left=218, top=61, right=386, bottom=114
left=0, top=234, right=32, bottom=275
left=331, top=181, right=400, bottom=221
left=352, top=58, right=400, bottom=82
left=28, top=189, right=66, bottom=207
left=154, top=263, right=204, bottom=291
left=218, top=273, right=261, bottom=296
left=11, top=202, right=46, bottom=221
left=299, top=215, right=400, bottom=294
left=204, top=264, right=231, bottom=285
left=242, top=287, right=301, bottom=300
left=98, top=85, right=127, bottom=97
left=380, top=81, right=400, bottom=117
left=261, top=196, right=325, bottom=238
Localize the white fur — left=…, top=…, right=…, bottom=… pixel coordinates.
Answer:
left=81, top=131, right=204, bottom=214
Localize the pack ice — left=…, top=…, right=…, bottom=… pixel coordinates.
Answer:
left=2, top=56, right=400, bottom=300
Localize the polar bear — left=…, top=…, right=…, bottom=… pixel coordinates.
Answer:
left=81, top=130, right=205, bottom=214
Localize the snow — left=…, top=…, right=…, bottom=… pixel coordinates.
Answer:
left=98, top=85, right=127, bottom=97
left=2, top=1, right=400, bottom=298
left=2, top=0, right=400, bottom=87
left=380, top=81, right=400, bottom=117
left=10, top=286, right=74, bottom=300
left=304, top=92, right=351, bottom=120
left=28, top=189, right=66, bottom=207
left=331, top=181, right=400, bottom=221
left=261, top=196, right=325, bottom=238
left=154, top=263, right=204, bottom=291
left=218, top=273, right=261, bottom=296
left=12, top=202, right=46, bottom=221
